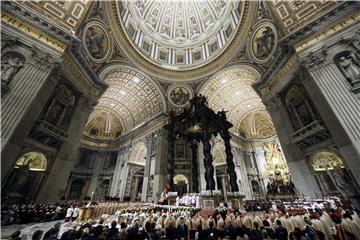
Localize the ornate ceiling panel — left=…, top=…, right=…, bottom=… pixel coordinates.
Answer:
left=269, top=0, right=337, bottom=35
left=200, top=67, right=269, bottom=132
left=84, top=109, right=123, bottom=140
left=104, top=1, right=256, bottom=81
left=239, top=111, right=276, bottom=140
left=23, top=0, right=91, bottom=33
left=94, top=68, right=165, bottom=133
left=119, top=0, right=240, bottom=70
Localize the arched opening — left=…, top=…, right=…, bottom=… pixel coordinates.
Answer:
left=15, top=152, right=47, bottom=171
left=98, top=179, right=111, bottom=201
left=311, top=151, right=358, bottom=197
left=173, top=174, right=189, bottom=196
left=312, top=151, right=345, bottom=172
left=69, top=179, right=86, bottom=200
left=2, top=152, right=48, bottom=201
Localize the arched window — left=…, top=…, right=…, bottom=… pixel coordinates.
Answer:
left=15, top=152, right=47, bottom=171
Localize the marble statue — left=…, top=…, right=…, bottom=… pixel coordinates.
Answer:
left=1, top=56, right=24, bottom=84
left=338, top=54, right=360, bottom=84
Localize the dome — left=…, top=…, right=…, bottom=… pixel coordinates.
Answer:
left=121, top=0, right=240, bottom=70
left=106, top=1, right=255, bottom=81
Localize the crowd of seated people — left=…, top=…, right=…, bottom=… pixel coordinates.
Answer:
left=7, top=197, right=360, bottom=240
left=1, top=200, right=87, bottom=226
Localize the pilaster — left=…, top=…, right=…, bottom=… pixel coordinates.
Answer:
left=36, top=97, right=95, bottom=202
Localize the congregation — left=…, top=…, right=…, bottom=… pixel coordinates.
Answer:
left=6, top=198, right=360, bottom=240
left=1, top=201, right=86, bottom=226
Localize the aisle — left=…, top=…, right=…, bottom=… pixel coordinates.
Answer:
left=1, top=220, right=61, bottom=239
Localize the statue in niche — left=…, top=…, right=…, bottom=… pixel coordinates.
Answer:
left=46, top=103, right=64, bottom=126
left=338, top=53, right=360, bottom=85
left=1, top=55, right=24, bottom=85
left=5, top=163, right=32, bottom=196
left=295, top=102, right=313, bottom=126
left=331, top=168, right=357, bottom=196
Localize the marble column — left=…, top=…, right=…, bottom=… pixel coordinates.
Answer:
left=198, top=142, right=206, bottom=192
left=109, top=148, right=125, bottom=197
left=254, top=149, right=267, bottom=196
left=221, top=130, right=239, bottom=192
left=131, top=176, right=140, bottom=202
left=152, top=129, right=168, bottom=202
left=87, top=152, right=106, bottom=200
left=221, top=176, right=228, bottom=202
left=36, top=97, right=94, bottom=202
left=305, top=61, right=360, bottom=185
left=265, top=96, right=320, bottom=197
left=190, top=141, right=199, bottom=193
left=233, top=148, right=248, bottom=196
left=119, top=160, right=130, bottom=201
left=202, top=135, right=216, bottom=190
left=142, top=134, right=155, bottom=202
left=1, top=52, right=59, bottom=180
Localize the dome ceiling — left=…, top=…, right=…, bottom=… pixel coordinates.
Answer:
left=200, top=66, right=272, bottom=134
left=105, top=1, right=256, bottom=81
left=121, top=0, right=240, bottom=70
left=91, top=67, right=166, bottom=134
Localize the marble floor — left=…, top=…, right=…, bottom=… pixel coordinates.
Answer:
left=1, top=220, right=62, bottom=239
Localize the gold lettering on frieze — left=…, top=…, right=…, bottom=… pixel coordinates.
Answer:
left=1, top=13, right=66, bottom=52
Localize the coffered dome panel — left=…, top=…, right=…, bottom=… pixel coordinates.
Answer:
left=239, top=111, right=276, bottom=140
left=84, top=109, right=123, bottom=140
left=105, top=1, right=256, bottom=81
left=200, top=66, right=269, bottom=132
left=93, top=67, right=166, bottom=134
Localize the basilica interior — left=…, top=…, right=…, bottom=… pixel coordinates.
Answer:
left=1, top=0, right=360, bottom=211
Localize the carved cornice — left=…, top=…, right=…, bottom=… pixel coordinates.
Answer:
left=299, top=48, right=329, bottom=70
left=62, top=52, right=107, bottom=97
left=294, top=12, right=360, bottom=53
left=1, top=1, right=74, bottom=47
left=253, top=43, right=295, bottom=96
left=68, top=41, right=107, bottom=92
